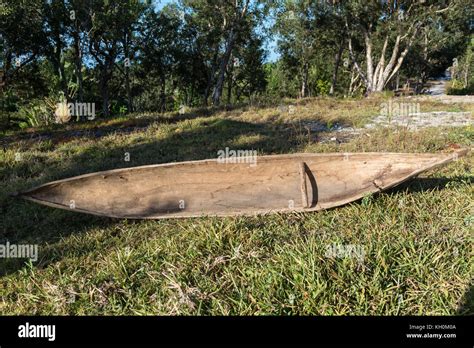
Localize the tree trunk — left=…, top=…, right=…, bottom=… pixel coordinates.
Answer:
left=300, top=61, right=309, bottom=98
left=160, top=74, right=166, bottom=113
left=100, top=70, right=110, bottom=117
left=123, top=31, right=133, bottom=113
left=463, top=54, right=470, bottom=88
left=348, top=67, right=356, bottom=96
left=0, top=59, right=8, bottom=94
left=1, top=52, right=13, bottom=94
left=212, top=29, right=236, bottom=106
left=364, top=29, right=374, bottom=92
left=204, top=51, right=219, bottom=106
left=227, top=57, right=233, bottom=105
left=72, top=30, right=84, bottom=102
left=125, top=68, right=132, bottom=112
left=330, top=39, right=344, bottom=95
left=53, top=30, right=68, bottom=96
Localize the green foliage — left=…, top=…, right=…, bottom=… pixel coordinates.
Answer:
left=447, top=83, right=474, bottom=95
left=265, top=61, right=301, bottom=98
left=17, top=99, right=55, bottom=128
left=0, top=0, right=472, bottom=129
left=110, top=101, right=128, bottom=117
left=448, top=35, right=474, bottom=95
left=315, top=79, right=331, bottom=96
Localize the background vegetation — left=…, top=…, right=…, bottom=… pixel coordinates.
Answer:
left=1, top=0, right=473, bottom=130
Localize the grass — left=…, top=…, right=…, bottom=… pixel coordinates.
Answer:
left=0, top=96, right=473, bottom=315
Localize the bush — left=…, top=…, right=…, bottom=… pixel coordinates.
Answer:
left=16, top=98, right=55, bottom=128
left=316, top=79, right=331, bottom=96
left=447, top=80, right=474, bottom=95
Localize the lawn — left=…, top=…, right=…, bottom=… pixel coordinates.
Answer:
left=0, top=96, right=473, bottom=315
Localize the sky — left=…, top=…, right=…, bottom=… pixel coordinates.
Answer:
left=154, top=0, right=280, bottom=62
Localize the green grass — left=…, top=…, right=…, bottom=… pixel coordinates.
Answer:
left=0, top=97, right=473, bottom=315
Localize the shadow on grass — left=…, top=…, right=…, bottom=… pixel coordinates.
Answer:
left=456, top=286, right=473, bottom=315
left=0, top=118, right=304, bottom=276
left=388, top=176, right=474, bottom=194
left=0, top=101, right=278, bottom=147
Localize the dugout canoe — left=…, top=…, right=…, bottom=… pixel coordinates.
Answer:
left=15, top=148, right=468, bottom=219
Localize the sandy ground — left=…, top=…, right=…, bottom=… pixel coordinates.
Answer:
left=319, top=77, right=473, bottom=142
left=306, top=86, right=473, bottom=143
left=426, top=79, right=447, bottom=96
left=364, top=111, right=472, bottom=130
left=414, top=95, right=474, bottom=104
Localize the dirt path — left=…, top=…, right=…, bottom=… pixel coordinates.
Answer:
left=426, top=79, right=448, bottom=96
left=419, top=73, right=473, bottom=103
left=312, top=109, right=472, bottom=143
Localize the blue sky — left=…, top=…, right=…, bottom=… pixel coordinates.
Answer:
left=154, top=0, right=279, bottom=62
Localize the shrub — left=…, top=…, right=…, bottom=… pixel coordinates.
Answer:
left=16, top=98, right=56, bottom=128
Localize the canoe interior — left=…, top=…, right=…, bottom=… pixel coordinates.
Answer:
left=20, top=152, right=463, bottom=219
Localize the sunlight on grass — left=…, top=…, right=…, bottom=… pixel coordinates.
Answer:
left=0, top=97, right=472, bottom=315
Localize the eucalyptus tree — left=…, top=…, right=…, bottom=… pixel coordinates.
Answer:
left=344, top=0, right=463, bottom=94
left=86, top=0, right=148, bottom=116
left=274, top=0, right=333, bottom=98
left=231, top=31, right=267, bottom=102
left=183, top=0, right=266, bottom=106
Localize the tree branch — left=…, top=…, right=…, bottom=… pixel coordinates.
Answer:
left=345, top=19, right=368, bottom=87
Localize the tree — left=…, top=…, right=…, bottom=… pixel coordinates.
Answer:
left=139, top=7, right=184, bottom=112
left=344, top=0, right=461, bottom=94
left=274, top=0, right=319, bottom=98
left=274, top=0, right=345, bottom=97
left=68, top=0, right=93, bottom=102
left=87, top=0, right=123, bottom=116
left=210, top=0, right=252, bottom=106
left=183, top=0, right=225, bottom=105
left=43, top=0, right=70, bottom=96
left=0, top=0, right=47, bottom=93
left=232, top=32, right=267, bottom=102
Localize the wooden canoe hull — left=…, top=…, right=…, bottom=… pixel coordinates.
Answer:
left=17, top=149, right=468, bottom=219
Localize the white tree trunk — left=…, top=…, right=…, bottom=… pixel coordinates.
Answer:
left=347, top=16, right=420, bottom=94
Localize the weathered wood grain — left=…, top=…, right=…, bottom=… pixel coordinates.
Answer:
left=16, top=148, right=469, bottom=219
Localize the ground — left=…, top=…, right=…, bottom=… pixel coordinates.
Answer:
left=0, top=96, right=472, bottom=315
